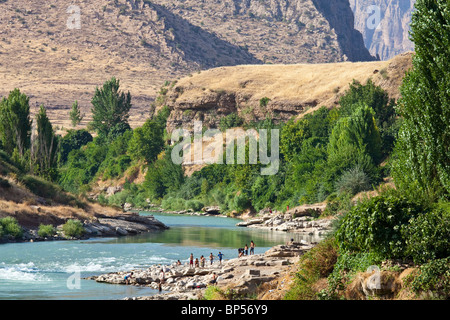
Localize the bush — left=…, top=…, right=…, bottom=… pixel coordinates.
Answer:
left=203, top=285, right=232, bottom=300
left=323, top=192, right=354, bottom=217
left=161, top=197, right=187, bottom=211
left=259, top=97, right=271, bottom=108
left=219, top=113, right=244, bottom=131
left=335, top=165, right=371, bottom=196
left=38, top=224, right=56, bottom=238
left=325, top=250, right=384, bottom=298
left=232, top=192, right=251, bottom=213
left=335, top=193, right=424, bottom=258
left=62, top=219, right=85, bottom=238
left=185, top=200, right=204, bottom=212
left=403, top=208, right=450, bottom=264
left=0, top=216, right=23, bottom=239
left=404, top=257, right=450, bottom=299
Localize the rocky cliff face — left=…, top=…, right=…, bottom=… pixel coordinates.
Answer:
left=154, top=0, right=376, bottom=63
left=349, top=0, right=416, bottom=60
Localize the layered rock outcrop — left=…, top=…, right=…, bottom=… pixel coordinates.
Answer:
left=158, top=52, right=413, bottom=134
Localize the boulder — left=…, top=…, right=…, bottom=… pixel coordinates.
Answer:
left=123, top=203, right=133, bottom=211
left=201, top=206, right=221, bottom=215
left=244, top=269, right=260, bottom=277
left=106, top=186, right=122, bottom=197
left=115, top=227, right=128, bottom=236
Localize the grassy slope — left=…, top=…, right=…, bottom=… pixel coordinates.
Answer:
left=0, top=154, right=122, bottom=230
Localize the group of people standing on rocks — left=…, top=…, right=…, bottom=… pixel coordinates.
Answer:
left=188, top=251, right=226, bottom=268
left=186, top=240, right=256, bottom=268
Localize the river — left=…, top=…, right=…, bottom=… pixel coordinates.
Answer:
left=0, top=212, right=320, bottom=300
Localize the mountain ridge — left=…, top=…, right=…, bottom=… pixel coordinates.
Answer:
left=0, top=0, right=375, bottom=129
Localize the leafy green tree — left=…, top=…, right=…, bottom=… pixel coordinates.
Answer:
left=128, top=119, right=164, bottom=163
left=89, top=77, right=132, bottom=138
left=0, top=88, right=31, bottom=157
left=144, top=149, right=184, bottom=200
left=98, top=130, right=133, bottom=180
left=280, top=118, right=308, bottom=162
left=280, top=107, right=335, bottom=162
left=32, top=105, right=59, bottom=180
left=69, top=100, right=83, bottom=127
left=154, top=105, right=171, bottom=129
left=339, top=79, right=395, bottom=126
left=328, top=104, right=382, bottom=166
left=339, top=79, right=397, bottom=156
left=59, top=129, right=93, bottom=164
left=392, top=0, right=450, bottom=197
left=58, top=140, right=108, bottom=193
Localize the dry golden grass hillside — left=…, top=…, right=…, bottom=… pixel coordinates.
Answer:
left=160, top=52, right=413, bottom=132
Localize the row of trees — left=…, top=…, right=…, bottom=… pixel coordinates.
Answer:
left=0, top=77, right=166, bottom=188
left=0, top=89, right=58, bottom=179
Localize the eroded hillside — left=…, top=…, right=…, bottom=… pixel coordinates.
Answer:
left=157, top=52, right=412, bottom=133
left=0, top=0, right=375, bottom=129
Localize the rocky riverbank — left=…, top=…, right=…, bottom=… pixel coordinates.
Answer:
left=12, top=212, right=169, bottom=243
left=236, top=205, right=334, bottom=237
left=86, top=241, right=315, bottom=300
left=126, top=204, right=226, bottom=217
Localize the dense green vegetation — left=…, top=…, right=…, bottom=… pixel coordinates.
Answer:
left=0, top=0, right=448, bottom=299
left=0, top=73, right=398, bottom=215
left=285, top=0, right=450, bottom=300
left=0, top=217, right=23, bottom=239
left=62, top=219, right=85, bottom=238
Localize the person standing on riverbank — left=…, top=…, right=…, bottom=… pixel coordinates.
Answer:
left=159, top=268, right=165, bottom=284
left=217, top=252, right=224, bottom=266
left=250, top=240, right=255, bottom=255
left=244, top=244, right=249, bottom=255
left=200, top=255, right=206, bottom=268
left=189, top=253, right=194, bottom=268
left=209, top=253, right=214, bottom=265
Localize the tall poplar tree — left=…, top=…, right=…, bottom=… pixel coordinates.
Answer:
left=392, top=0, right=450, bottom=197
left=33, top=105, right=59, bottom=180
left=69, top=100, right=83, bottom=127
left=0, top=89, right=31, bottom=157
